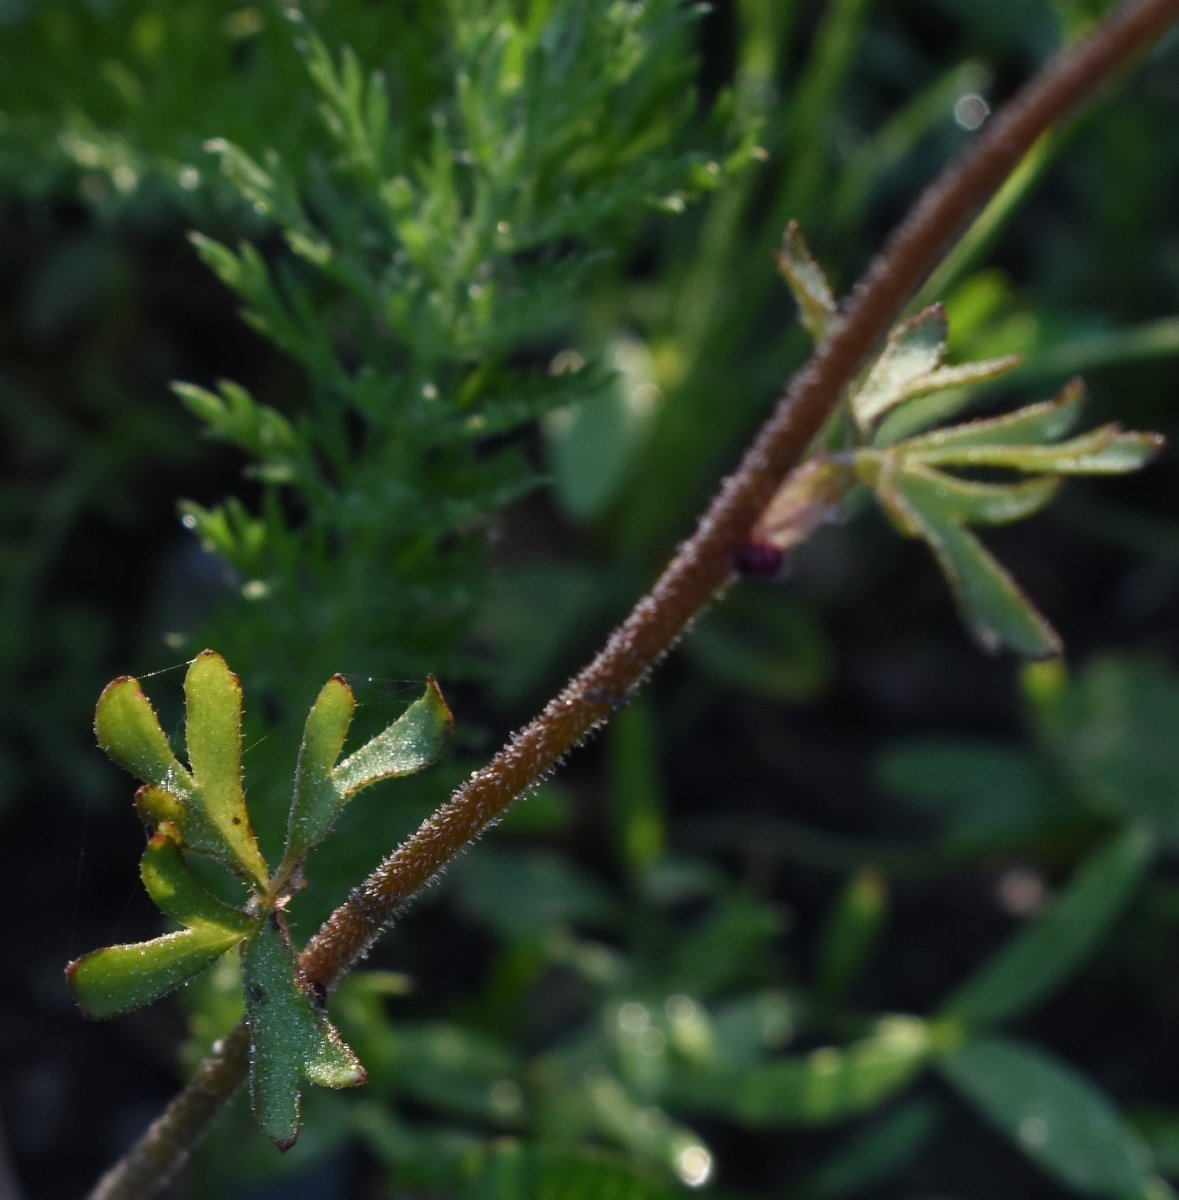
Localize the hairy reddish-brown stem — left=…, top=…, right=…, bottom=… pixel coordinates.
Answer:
left=88, top=3, right=1179, bottom=1197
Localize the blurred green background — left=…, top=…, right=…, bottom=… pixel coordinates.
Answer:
left=2, top=2, right=1179, bottom=1197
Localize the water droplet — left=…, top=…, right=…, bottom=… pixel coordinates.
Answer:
left=617, top=1001, right=649, bottom=1034
left=1019, top=1116, right=1048, bottom=1146
left=676, top=1144, right=713, bottom=1187
left=549, top=349, right=585, bottom=376
left=112, top=164, right=139, bottom=193
left=954, top=93, right=990, bottom=131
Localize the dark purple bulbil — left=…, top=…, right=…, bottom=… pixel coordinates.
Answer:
left=733, top=541, right=785, bottom=577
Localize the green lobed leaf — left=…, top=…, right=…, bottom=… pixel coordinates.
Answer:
left=331, top=676, right=452, bottom=799
left=851, top=306, right=1016, bottom=436
left=938, top=1035, right=1157, bottom=1197
left=868, top=355, right=1025, bottom=446
left=94, top=675, right=192, bottom=795
left=182, top=650, right=269, bottom=887
left=891, top=463, right=1061, bottom=527
left=284, top=675, right=357, bottom=864
left=940, top=825, right=1152, bottom=1028
left=853, top=305, right=948, bottom=432
left=243, top=915, right=366, bottom=1151
left=909, top=423, right=1163, bottom=474
left=899, top=379, right=1087, bottom=454
left=67, top=926, right=248, bottom=1020
left=776, top=220, right=838, bottom=344
left=140, top=832, right=258, bottom=931
left=874, top=476, right=1061, bottom=658
left=672, top=1016, right=931, bottom=1126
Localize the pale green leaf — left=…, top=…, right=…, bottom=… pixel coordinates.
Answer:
left=284, top=675, right=356, bottom=863
left=139, top=832, right=256, bottom=931
left=852, top=306, right=1015, bottom=435
left=900, top=379, right=1087, bottom=454
left=94, top=676, right=192, bottom=795
left=869, top=355, right=1024, bottom=446
left=941, top=825, right=1152, bottom=1028
left=67, top=926, right=246, bottom=1020
left=775, top=221, right=838, bottom=344
left=134, top=783, right=187, bottom=834
left=183, top=651, right=269, bottom=887
left=910, top=424, right=1163, bottom=474
left=939, top=1035, right=1156, bottom=1197
left=892, top=463, right=1060, bottom=526
left=332, top=676, right=452, bottom=798
left=853, top=305, right=947, bottom=431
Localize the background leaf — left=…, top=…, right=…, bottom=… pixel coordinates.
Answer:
left=940, top=825, right=1152, bottom=1028
left=1035, top=659, right=1179, bottom=840
left=938, top=1034, right=1158, bottom=1198
left=672, top=1016, right=931, bottom=1126
left=460, top=1143, right=684, bottom=1200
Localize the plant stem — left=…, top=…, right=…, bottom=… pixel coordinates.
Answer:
left=87, top=3, right=1179, bottom=1196
left=301, top=0, right=1179, bottom=990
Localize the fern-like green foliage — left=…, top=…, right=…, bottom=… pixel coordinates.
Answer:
left=765, top=223, right=1163, bottom=657
left=67, top=650, right=451, bottom=1148
left=170, top=5, right=757, bottom=707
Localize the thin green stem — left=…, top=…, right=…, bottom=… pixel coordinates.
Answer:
left=86, top=3, right=1179, bottom=1197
